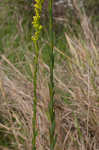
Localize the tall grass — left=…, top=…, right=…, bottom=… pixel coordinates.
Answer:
left=48, top=0, right=57, bottom=150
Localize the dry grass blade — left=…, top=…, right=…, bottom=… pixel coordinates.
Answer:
left=1, top=55, right=26, bottom=80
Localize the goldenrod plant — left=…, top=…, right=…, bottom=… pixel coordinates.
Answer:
left=32, top=0, right=44, bottom=150
left=48, top=0, right=57, bottom=150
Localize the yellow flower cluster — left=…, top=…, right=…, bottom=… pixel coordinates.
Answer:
left=32, top=0, right=44, bottom=42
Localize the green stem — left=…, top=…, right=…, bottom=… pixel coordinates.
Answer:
left=32, top=42, right=39, bottom=150
left=48, top=0, right=57, bottom=150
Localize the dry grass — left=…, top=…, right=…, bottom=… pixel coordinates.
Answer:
left=0, top=27, right=99, bottom=149
left=54, top=35, right=99, bottom=150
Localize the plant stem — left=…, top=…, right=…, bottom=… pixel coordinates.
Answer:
left=32, top=0, right=44, bottom=149
left=32, top=42, right=39, bottom=150
left=48, top=0, right=57, bottom=150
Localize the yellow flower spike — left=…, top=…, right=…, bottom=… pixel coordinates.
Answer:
left=32, top=0, right=44, bottom=42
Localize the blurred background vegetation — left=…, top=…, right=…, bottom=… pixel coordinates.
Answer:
left=0, top=0, right=99, bottom=66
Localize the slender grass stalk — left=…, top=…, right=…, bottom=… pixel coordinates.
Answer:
left=48, top=0, right=57, bottom=150
left=32, top=1, right=44, bottom=150
left=32, top=42, right=39, bottom=150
